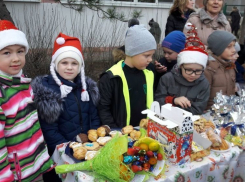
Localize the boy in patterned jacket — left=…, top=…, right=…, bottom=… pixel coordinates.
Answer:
left=0, top=20, right=54, bottom=182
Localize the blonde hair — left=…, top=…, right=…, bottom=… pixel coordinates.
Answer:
left=169, top=0, right=189, bottom=15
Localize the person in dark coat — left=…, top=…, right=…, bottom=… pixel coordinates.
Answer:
left=230, top=6, right=241, bottom=37
left=99, top=25, right=156, bottom=128
left=149, top=18, right=162, bottom=44
left=31, top=33, right=100, bottom=181
left=165, top=0, right=195, bottom=36
left=155, top=38, right=210, bottom=115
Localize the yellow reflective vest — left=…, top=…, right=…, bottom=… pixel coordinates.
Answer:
left=108, top=60, right=154, bottom=126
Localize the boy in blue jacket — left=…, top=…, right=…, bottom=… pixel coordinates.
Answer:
left=32, top=33, right=100, bottom=181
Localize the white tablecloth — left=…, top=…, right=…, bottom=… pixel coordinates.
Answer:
left=53, top=142, right=245, bottom=182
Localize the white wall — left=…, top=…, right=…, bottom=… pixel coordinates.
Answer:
left=5, top=2, right=170, bottom=47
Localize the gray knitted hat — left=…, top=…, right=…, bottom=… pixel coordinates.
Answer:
left=207, top=31, right=236, bottom=56
left=125, top=24, right=156, bottom=57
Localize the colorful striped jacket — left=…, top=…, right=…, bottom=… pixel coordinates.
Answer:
left=0, top=75, right=54, bottom=182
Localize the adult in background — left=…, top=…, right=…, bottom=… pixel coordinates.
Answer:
left=149, top=18, right=162, bottom=44
left=165, top=0, right=195, bottom=36
left=230, top=6, right=241, bottom=37
left=183, top=0, right=231, bottom=46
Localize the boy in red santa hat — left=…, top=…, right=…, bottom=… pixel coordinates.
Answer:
left=155, top=25, right=210, bottom=115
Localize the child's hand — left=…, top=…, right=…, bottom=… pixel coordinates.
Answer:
left=174, top=96, right=191, bottom=108
left=155, top=61, right=167, bottom=73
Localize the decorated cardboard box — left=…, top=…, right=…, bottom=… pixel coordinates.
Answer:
left=142, top=102, right=195, bottom=165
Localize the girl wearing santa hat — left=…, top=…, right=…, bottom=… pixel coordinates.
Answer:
left=0, top=20, right=54, bottom=182
left=155, top=27, right=210, bottom=115
left=31, top=33, right=101, bottom=181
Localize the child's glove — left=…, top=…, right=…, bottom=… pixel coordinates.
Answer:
left=76, top=133, right=89, bottom=143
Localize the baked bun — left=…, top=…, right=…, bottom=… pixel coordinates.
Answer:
left=88, top=130, right=98, bottom=142
left=97, top=127, right=107, bottom=137
left=73, top=146, right=87, bottom=160
left=130, top=130, right=141, bottom=140
left=139, top=119, right=148, bottom=129
left=97, top=136, right=112, bottom=146
left=122, top=125, right=134, bottom=134
left=109, top=131, right=122, bottom=138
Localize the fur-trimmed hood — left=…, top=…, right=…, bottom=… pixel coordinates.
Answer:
left=31, top=75, right=100, bottom=124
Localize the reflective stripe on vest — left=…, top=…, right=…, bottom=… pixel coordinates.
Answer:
left=108, top=60, right=154, bottom=125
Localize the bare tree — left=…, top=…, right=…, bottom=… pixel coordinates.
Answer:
left=0, top=0, right=14, bottom=23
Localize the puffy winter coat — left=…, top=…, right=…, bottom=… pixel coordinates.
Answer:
left=31, top=74, right=101, bottom=154
left=183, top=8, right=231, bottom=46
left=165, top=8, right=195, bottom=36
left=155, top=65, right=210, bottom=115
left=204, top=54, right=236, bottom=109
left=0, top=75, right=53, bottom=182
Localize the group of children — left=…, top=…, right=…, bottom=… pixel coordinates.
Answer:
left=0, top=19, right=239, bottom=182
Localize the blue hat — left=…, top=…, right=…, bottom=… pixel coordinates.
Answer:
left=162, top=31, right=186, bottom=53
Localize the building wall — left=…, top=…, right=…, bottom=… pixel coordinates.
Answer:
left=5, top=2, right=171, bottom=47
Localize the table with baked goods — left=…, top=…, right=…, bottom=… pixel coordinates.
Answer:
left=52, top=142, right=245, bottom=182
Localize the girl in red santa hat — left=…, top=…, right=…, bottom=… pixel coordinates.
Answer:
left=155, top=25, right=210, bottom=115
left=31, top=33, right=101, bottom=181
left=0, top=20, right=54, bottom=182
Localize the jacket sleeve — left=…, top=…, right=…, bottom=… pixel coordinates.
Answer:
left=165, top=16, right=175, bottom=36
left=89, top=99, right=101, bottom=129
left=39, top=118, right=68, bottom=154
left=98, top=73, right=118, bottom=128
left=154, top=75, right=169, bottom=106
left=0, top=107, right=15, bottom=182
left=185, top=82, right=210, bottom=115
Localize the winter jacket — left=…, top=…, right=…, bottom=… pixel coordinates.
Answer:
left=98, top=60, right=154, bottom=128
left=155, top=65, right=210, bottom=115
left=183, top=8, right=231, bottom=45
left=204, top=54, right=236, bottom=109
left=31, top=74, right=101, bottom=155
left=235, top=61, right=245, bottom=83
left=230, top=10, right=241, bottom=32
left=155, top=57, right=177, bottom=89
left=0, top=75, right=53, bottom=182
left=149, top=22, right=162, bottom=44
left=165, top=8, right=195, bottom=36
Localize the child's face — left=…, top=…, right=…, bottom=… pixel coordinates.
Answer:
left=0, top=45, right=26, bottom=75
left=131, top=50, right=155, bottom=70
left=163, top=47, right=178, bottom=62
left=231, top=52, right=239, bottom=63
left=181, top=63, right=204, bottom=82
left=57, top=58, right=79, bottom=81
left=219, top=41, right=236, bottom=61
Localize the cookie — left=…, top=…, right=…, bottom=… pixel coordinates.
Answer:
left=85, top=151, right=97, bottom=160
left=83, top=142, right=100, bottom=151
left=97, top=136, right=112, bottom=145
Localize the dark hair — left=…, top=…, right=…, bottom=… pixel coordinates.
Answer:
left=128, top=19, right=139, bottom=28
left=149, top=18, right=154, bottom=26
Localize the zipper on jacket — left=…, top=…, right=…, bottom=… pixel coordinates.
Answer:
left=73, top=92, right=83, bottom=127
left=13, top=151, right=22, bottom=182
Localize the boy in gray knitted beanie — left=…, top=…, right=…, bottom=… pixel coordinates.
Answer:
left=204, top=30, right=236, bottom=109
left=99, top=24, right=156, bottom=128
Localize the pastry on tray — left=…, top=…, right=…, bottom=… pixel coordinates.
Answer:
left=83, top=142, right=100, bottom=151
left=97, top=136, right=112, bottom=145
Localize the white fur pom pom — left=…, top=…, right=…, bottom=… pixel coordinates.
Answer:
left=60, top=84, right=73, bottom=98
left=56, top=37, right=65, bottom=45
left=185, top=22, right=192, bottom=30
left=81, top=90, right=89, bottom=101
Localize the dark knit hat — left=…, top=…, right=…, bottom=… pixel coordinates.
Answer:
left=128, top=18, right=139, bottom=28
left=207, top=31, right=236, bottom=56
left=162, top=31, right=186, bottom=53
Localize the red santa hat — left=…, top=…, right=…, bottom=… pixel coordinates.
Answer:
left=0, top=20, right=29, bottom=53
left=177, top=23, right=208, bottom=68
left=51, top=33, right=89, bottom=101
